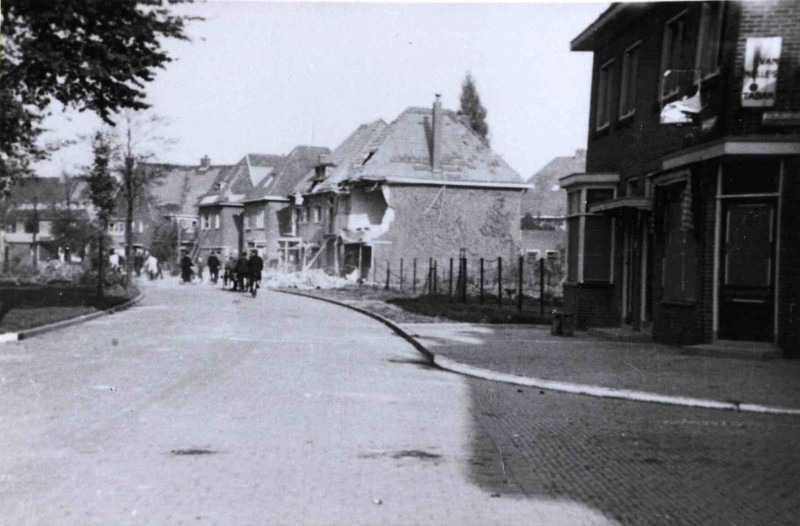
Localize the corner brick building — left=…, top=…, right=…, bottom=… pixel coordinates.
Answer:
left=565, top=1, right=799, bottom=356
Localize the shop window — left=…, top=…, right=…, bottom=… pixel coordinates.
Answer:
left=661, top=11, right=687, bottom=99
left=565, top=186, right=616, bottom=283
left=595, top=58, right=615, bottom=130
left=660, top=183, right=697, bottom=301
left=722, top=158, right=780, bottom=195
left=619, top=42, right=640, bottom=119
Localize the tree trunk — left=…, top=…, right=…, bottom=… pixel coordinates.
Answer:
left=97, top=232, right=105, bottom=300
left=124, top=155, right=135, bottom=293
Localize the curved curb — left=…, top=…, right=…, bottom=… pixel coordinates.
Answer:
left=277, top=289, right=434, bottom=362
left=279, top=289, right=800, bottom=417
left=1, top=291, right=145, bottom=344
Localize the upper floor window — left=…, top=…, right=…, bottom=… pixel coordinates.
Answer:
left=299, top=207, right=308, bottom=223
left=255, top=210, right=265, bottom=229
left=244, top=215, right=250, bottom=230
left=313, top=206, right=321, bottom=223
left=595, top=58, right=615, bottom=130
left=660, top=11, right=688, bottom=99
left=202, top=213, right=210, bottom=230
left=695, top=1, right=724, bottom=80
left=619, top=42, right=640, bottom=119
left=214, top=213, right=220, bottom=229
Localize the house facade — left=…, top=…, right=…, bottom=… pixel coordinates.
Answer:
left=1, top=177, right=92, bottom=270
left=566, top=1, right=800, bottom=355
left=196, top=154, right=286, bottom=261
left=241, top=146, right=330, bottom=268
left=293, top=96, right=529, bottom=279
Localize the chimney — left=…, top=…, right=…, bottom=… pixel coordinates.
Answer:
left=200, top=155, right=211, bottom=171
left=431, top=94, right=443, bottom=177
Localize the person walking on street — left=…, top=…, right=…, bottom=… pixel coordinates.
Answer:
left=248, top=249, right=264, bottom=295
left=235, top=252, right=250, bottom=292
left=144, top=251, right=158, bottom=280
left=134, top=251, right=144, bottom=277
left=180, top=251, right=193, bottom=284
left=207, top=251, right=221, bottom=284
left=224, top=254, right=236, bottom=289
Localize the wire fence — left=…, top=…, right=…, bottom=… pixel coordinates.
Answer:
left=365, top=254, right=564, bottom=313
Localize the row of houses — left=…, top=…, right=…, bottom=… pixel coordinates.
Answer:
left=1, top=96, right=574, bottom=278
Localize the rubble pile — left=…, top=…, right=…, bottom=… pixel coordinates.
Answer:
left=261, top=270, right=352, bottom=290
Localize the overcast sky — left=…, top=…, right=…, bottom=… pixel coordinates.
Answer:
left=35, top=1, right=608, bottom=180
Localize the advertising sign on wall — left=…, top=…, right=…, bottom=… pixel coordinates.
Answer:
left=741, top=37, right=782, bottom=107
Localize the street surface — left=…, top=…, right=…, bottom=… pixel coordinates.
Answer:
left=1, top=280, right=798, bottom=525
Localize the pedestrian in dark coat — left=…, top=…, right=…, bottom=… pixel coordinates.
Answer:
left=207, top=251, right=221, bottom=284
left=235, top=253, right=250, bottom=291
left=248, top=250, right=264, bottom=292
left=180, top=253, right=193, bottom=283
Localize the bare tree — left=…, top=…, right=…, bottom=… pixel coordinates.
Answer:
left=111, top=110, right=174, bottom=292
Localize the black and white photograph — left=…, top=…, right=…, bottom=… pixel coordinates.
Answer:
left=1, top=0, right=799, bottom=524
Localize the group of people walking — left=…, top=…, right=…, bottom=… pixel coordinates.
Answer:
left=179, top=249, right=264, bottom=296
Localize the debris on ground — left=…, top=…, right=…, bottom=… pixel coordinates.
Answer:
left=261, top=270, right=352, bottom=290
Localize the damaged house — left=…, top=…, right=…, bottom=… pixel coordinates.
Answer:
left=291, top=95, right=530, bottom=279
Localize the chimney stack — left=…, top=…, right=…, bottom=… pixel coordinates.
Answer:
left=200, top=155, right=211, bottom=171
left=432, top=94, right=443, bottom=177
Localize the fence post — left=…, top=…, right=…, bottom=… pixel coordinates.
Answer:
left=449, top=257, right=454, bottom=299
left=497, top=257, right=503, bottom=307
left=461, top=257, right=468, bottom=303
left=413, top=258, right=417, bottom=295
left=540, top=257, right=545, bottom=317
left=480, top=258, right=484, bottom=305
left=518, top=255, right=524, bottom=313
left=433, top=260, right=438, bottom=294
left=385, top=260, right=390, bottom=290
left=428, top=258, right=432, bottom=294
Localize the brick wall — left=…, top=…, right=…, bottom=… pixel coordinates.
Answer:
left=197, top=205, right=242, bottom=258
left=725, top=0, right=800, bottom=137
left=585, top=0, right=800, bottom=182
left=563, top=282, right=618, bottom=329
left=372, top=185, right=523, bottom=266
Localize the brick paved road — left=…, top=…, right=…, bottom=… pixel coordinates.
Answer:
left=467, top=378, right=800, bottom=525
left=0, top=281, right=617, bottom=526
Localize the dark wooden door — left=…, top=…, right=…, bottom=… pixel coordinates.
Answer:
left=718, top=199, right=776, bottom=341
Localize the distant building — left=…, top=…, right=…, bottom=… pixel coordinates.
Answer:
left=520, top=149, right=586, bottom=293
left=1, top=176, right=91, bottom=270
left=292, top=96, right=530, bottom=278
left=241, top=146, right=330, bottom=268
left=141, top=155, right=233, bottom=260
left=196, top=154, right=286, bottom=261
left=567, top=1, right=800, bottom=355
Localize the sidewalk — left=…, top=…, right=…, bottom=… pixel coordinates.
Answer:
left=401, top=322, right=800, bottom=411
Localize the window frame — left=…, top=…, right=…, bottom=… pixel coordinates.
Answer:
left=694, top=1, right=725, bottom=82
left=619, top=41, right=641, bottom=120
left=313, top=206, right=322, bottom=223
left=565, top=185, right=617, bottom=284
left=595, top=58, right=616, bottom=131
left=255, top=210, right=265, bottom=230
left=660, top=10, right=689, bottom=101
